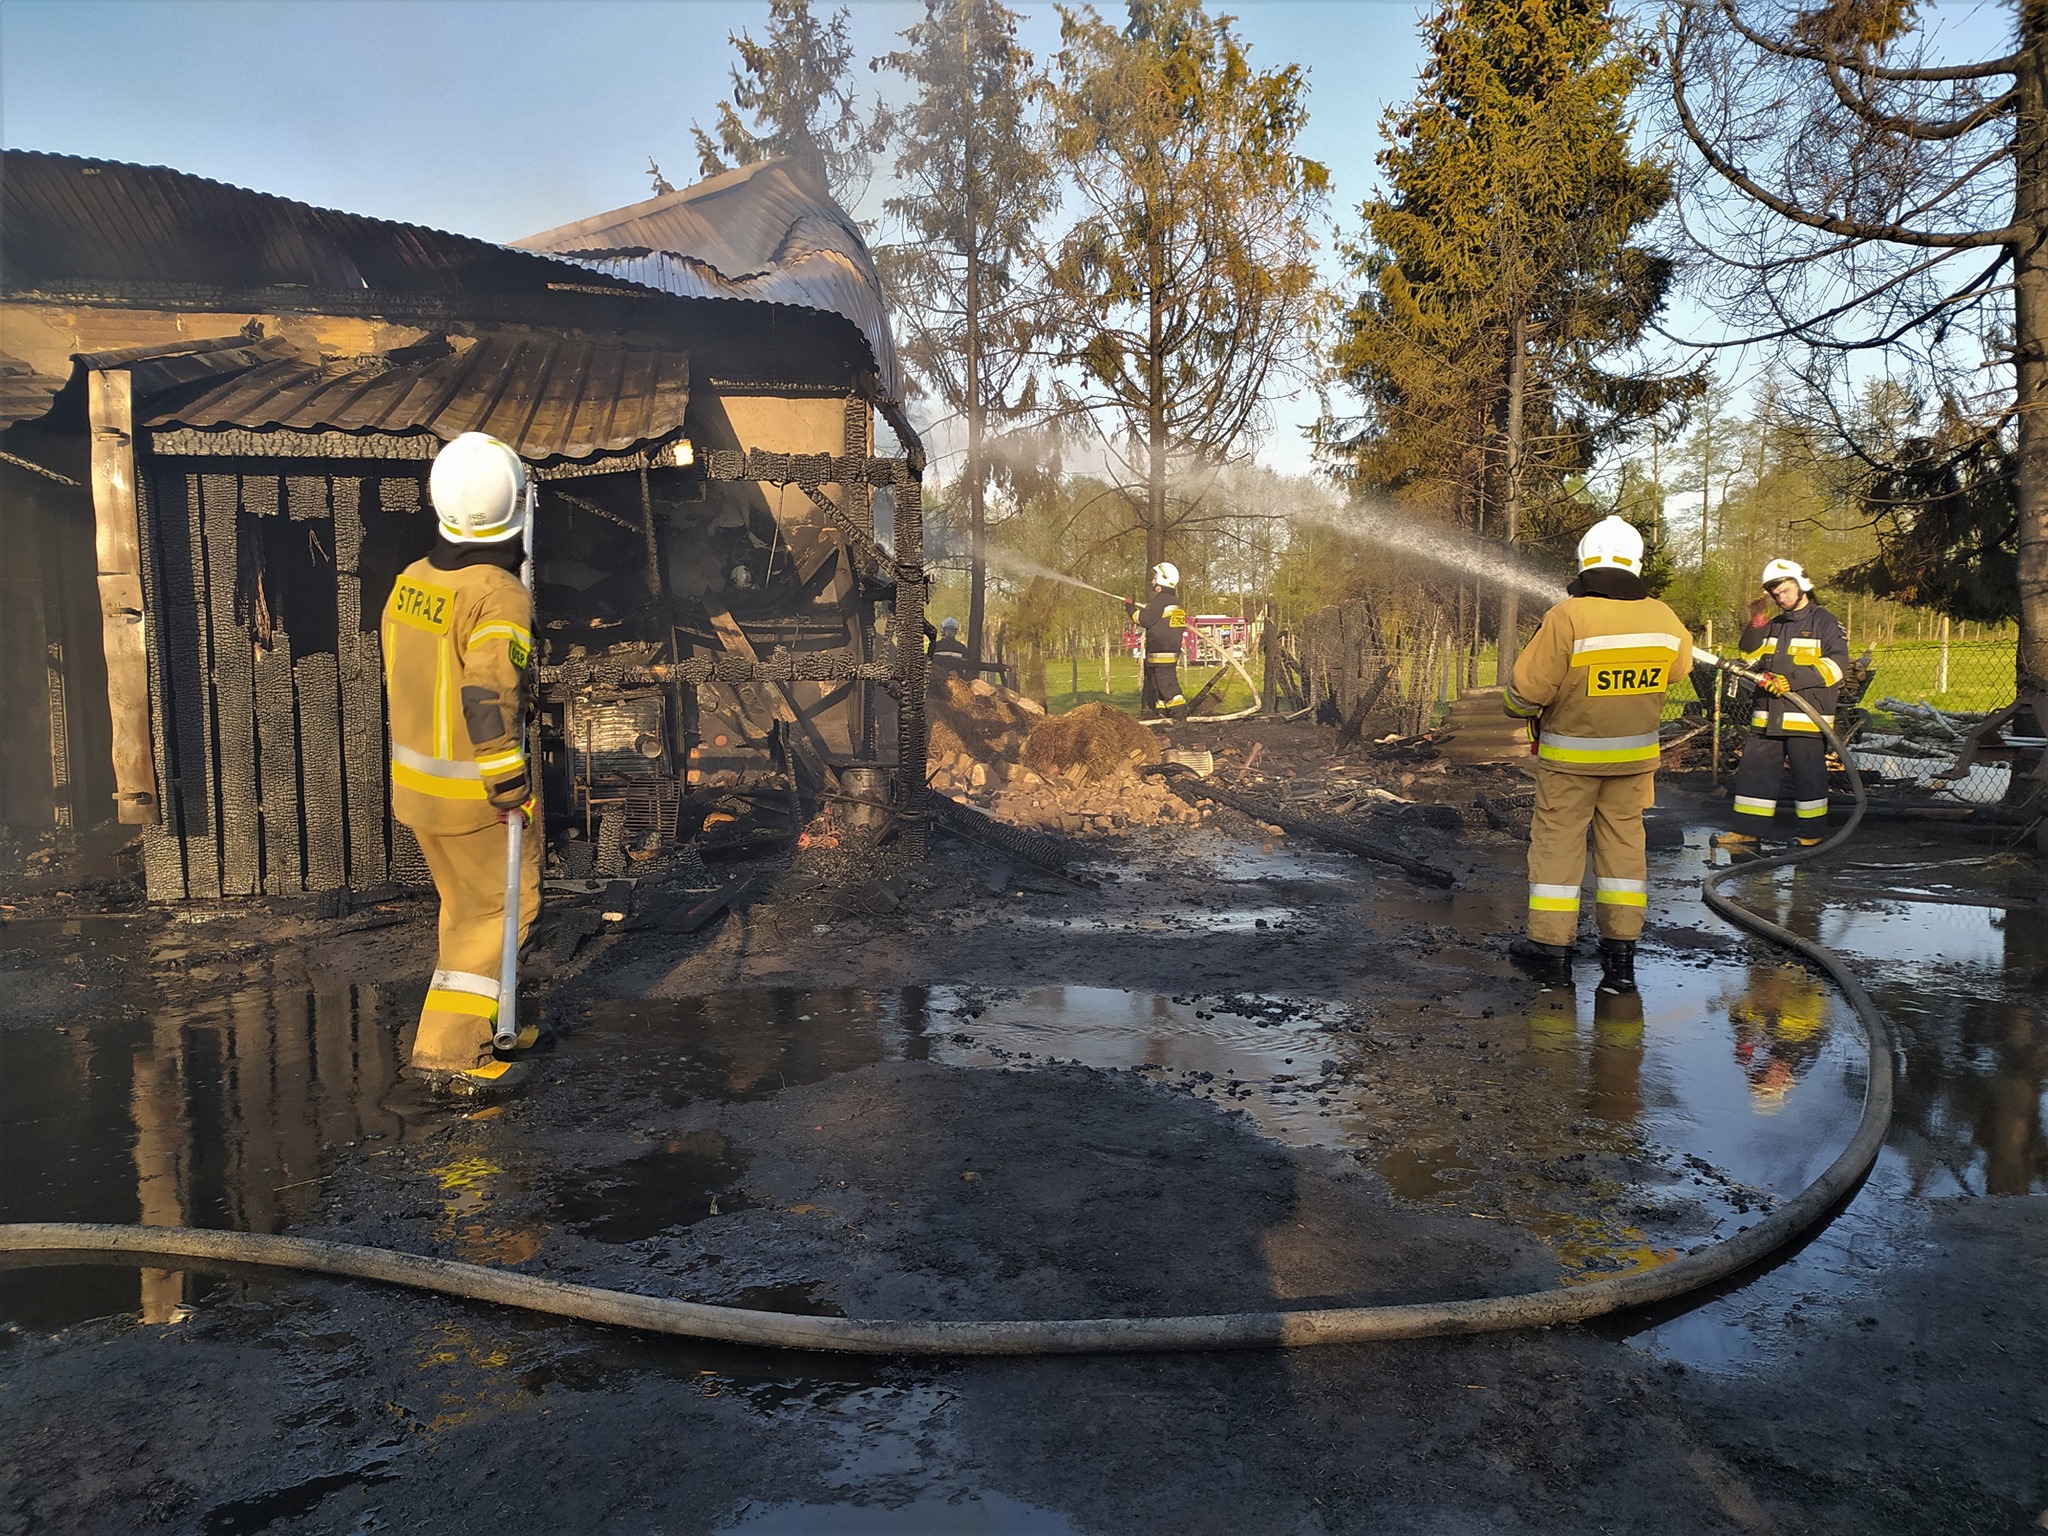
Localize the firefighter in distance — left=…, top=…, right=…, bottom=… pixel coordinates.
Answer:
left=382, top=432, right=543, bottom=1096
left=1125, top=562, right=1188, bottom=719
left=1503, top=516, right=1693, bottom=992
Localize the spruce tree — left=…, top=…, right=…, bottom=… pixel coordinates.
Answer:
left=1326, top=0, right=1698, bottom=668
left=877, top=0, right=1057, bottom=666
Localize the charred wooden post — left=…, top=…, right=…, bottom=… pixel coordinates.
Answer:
left=85, top=369, right=157, bottom=826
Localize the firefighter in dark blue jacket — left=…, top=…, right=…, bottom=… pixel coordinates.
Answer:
left=1721, top=558, right=1850, bottom=847
left=1125, top=562, right=1188, bottom=719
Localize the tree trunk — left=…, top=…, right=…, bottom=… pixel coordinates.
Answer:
left=964, top=80, right=989, bottom=671
left=1495, top=308, right=1527, bottom=677
left=2015, top=1, right=2048, bottom=696
left=1146, top=239, right=1167, bottom=570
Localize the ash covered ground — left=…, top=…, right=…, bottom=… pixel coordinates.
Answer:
left=2, top=717, right=2044, bottom=1535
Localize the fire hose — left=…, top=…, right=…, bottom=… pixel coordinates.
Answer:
left=0, top=665, right=1891, bottom=1354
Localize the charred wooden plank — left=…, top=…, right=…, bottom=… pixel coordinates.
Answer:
left=252, top=624, right=303, bottom=892
left=919, top=791, right=1096, bottom=889
left=133, top=468, right=186, bottom=899
left=202, top=474, right=261, bottom=895
left=1152, top=769, right=1457, bottom=888
left=295, top=650, right=346, bottom=892
left=331, top=477, right=389, bottom=889
left=659, top=872, right=764, bottom=935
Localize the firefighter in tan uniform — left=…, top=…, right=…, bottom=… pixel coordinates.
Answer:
left=383, top=432, right=542, bottom=1095
left=1503, top=517, right=1692, bottom=992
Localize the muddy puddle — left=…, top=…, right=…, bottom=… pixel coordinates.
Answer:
left=5, top=836, right=2039, bottom=1390
left=0, top=920, right=412, bottom=1330
left=570, top=972, right=1865, bottom=1298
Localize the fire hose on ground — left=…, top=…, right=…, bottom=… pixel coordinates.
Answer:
left=0, top=666, right=1892, bottom=1355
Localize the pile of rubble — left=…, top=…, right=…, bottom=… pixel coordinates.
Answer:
left=925, top=679, right=1203, bottom=835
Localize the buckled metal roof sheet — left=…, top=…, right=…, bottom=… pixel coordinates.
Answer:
left=0, top=353, right=68, bottom=430
left=0, top=150, right=642, bottom=301
left=140, top=335, right=690, bottom=464
left=514, top=159, right=904, bottom=403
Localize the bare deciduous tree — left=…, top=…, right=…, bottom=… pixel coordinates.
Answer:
left=1667, top=0, right=2045, bottom=701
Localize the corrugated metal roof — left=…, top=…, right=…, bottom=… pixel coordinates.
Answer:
left=140, top=335, right=690, bottom=464
left=0, top=150, right=644, bottom=301
left=514, top=159, right=904, bottom=403
left=0, top=353, right=67, bottom=430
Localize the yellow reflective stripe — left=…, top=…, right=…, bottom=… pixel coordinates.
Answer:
left=1795, top=800, right=1829, bottom=819
left=1537, top=729, right=1660, bottom=765
left=1733, top=795, right=1777, bottom=818
left=1537, top=744, right=1661, bottom=764
left=470, top=622, right=532, bottom=644
left=1502, top=688, right=1543, bottom=719
left=1595, top=878, right=1648, bottom=907
left=1146, top=653, right=1181, bottom=663
left=475, top=748, right=526, bottom=777
left=1740, top=639, right=1775, bottom=661
left=425, top=988, right=498, bottom=1020
left=392, top=761, right=489, bottom=800
left=1814, top=657, right=1844, bottom=686
left=1528, top=883, right=1581, bottom=912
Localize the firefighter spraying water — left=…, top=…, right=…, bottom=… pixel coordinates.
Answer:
left=1124, top=562, right=1189, bottom=721
left=1501, top=516, right=1693, bottom=992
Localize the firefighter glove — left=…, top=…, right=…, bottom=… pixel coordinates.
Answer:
left=1761, top=673, right=1791, bottom=697
left=486, top=768, right=531, bottom=814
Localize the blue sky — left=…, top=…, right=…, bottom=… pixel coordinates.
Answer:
left=4, top=1, right=2017, bottom=486
left=0, top=0, right=1432, bottom=474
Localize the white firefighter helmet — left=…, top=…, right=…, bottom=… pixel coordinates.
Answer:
left=1151, top=561, right=1180, bottom=588
left=429, top=432, right=529, bottom=544
left=1760, top=557, right=1813, bottom=593
left=1575, top=515, right=1643, bottom=573
left=941, top=616, right=959, bottom=633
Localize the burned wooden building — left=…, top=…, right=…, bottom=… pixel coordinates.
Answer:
left=0, top=151, right=928, bottom=900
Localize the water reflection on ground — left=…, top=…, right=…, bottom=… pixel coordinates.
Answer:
left=0, top=922, right=410, bottom=1330
left=4, top=832, right=2040, bottom=1383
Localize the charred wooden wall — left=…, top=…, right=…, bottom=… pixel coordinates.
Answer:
left=134, top=458, right=435, bottom=898
left=0, top=444, right=113, bottom=832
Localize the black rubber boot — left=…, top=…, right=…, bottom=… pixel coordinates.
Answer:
left=1597, top=939, right=1637, bottom=994
left=1508, top=936, right=1574, bottom=985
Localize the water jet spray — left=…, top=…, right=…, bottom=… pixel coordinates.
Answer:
left=1299, top=505, right=1568, bottom=609
left=980, top=544, right=1128, bottom=604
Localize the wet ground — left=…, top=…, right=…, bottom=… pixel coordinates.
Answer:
left=1, top=774, right=2044, bottom=1534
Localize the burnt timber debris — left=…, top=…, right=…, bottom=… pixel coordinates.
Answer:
left=6, top=151, right=1518, bottom=930
left=0, top=151, right=930, bottom=909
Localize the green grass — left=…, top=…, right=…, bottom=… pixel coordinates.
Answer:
left=1027, top=632, right=2019, bottom=727
left=1855, top=638, right=2017, bottom=716
left=1042, top=653, right=1261, bottom=716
